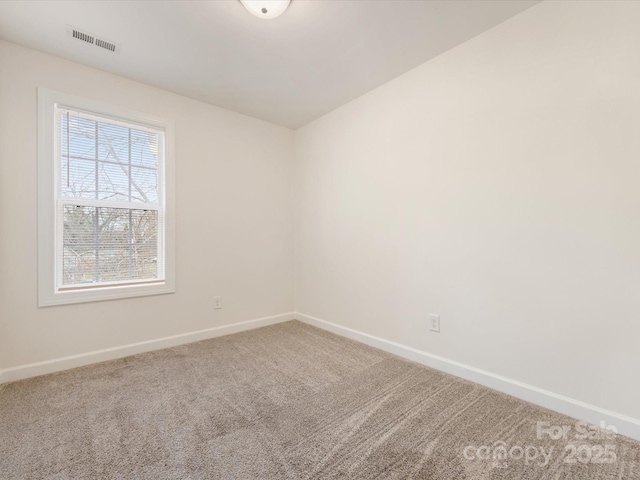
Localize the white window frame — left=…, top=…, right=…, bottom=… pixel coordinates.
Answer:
left=37, top=88, right=176, bottom=306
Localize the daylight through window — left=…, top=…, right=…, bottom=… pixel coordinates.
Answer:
left=56, top=107, right=165, bottom=289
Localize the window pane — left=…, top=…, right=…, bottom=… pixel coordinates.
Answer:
left=61, top=114, right=96, bottom=161
left=63, top=205, right=96, bottom=245
left=130, top=166, right=158, bottom=203
left=130, top=129, right=158, bottom=169
left=131, top=246, right=157, bottom=280
left=61, top=158, right=96, bottom=199
left=97, top=207, right=130, bottom=245
left=63, top=205, right=97, bottom=286
left=98, top=246, right=132, bottom=283
left=131, top=210, right=158, bottom=245
left=97, top=122, right=129, bottom=163
left=97, top=162, right=130, bottom=202
left=63, top=246, right=96, bottom=285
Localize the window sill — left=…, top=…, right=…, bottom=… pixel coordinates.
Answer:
left=38, top=281, right=175, bottom=307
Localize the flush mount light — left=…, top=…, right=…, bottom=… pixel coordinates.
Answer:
left=240, top=0, right=290, bottom=19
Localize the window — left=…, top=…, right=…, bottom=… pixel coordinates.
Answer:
left=38, top=89, right=175, bottom=306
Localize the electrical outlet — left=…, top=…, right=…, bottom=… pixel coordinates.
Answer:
left=214, top=296, right=222, bottom=310
left=428, top=314, right=440, bottom=333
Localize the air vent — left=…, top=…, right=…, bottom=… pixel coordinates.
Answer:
left=67, top=25, right=119, bottom=53
left=72, top=29, right=94, bottom=45
left=95, top=38, right=117, bottom=52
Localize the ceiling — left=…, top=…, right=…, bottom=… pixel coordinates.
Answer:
left=0, top=0, right=539, bottom=129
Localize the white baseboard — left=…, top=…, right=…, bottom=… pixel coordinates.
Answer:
left=296, top=312, right=640, bottom=442
left=0, top=312, right=296, bottom=385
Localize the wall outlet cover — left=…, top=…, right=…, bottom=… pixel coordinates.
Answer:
left=429, top=314, right=440, bottom=333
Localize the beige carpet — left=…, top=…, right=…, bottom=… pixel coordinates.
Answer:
left=1, top=320, right=639, bottom=479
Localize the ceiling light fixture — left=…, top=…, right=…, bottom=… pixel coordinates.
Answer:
left=240, top=0, right=290, bottom=19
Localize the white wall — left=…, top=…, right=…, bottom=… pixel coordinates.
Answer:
left=0, top=40, right=295, bottom=370
left=295, top=0, right=640, bottom=421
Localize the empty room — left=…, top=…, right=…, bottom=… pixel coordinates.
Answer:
left=1, top=0, right=639, bottom=478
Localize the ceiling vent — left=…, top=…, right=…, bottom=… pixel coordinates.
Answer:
left=95, top=38, right=117, bottom=52
left=67, top=26, right=119, bottom=53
